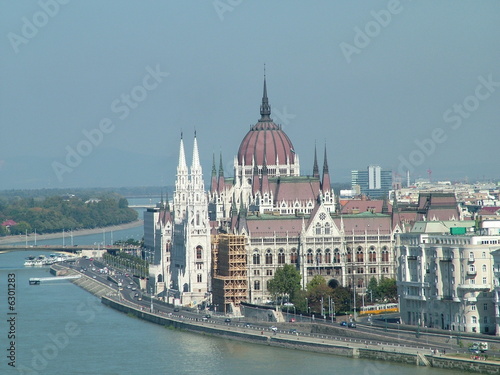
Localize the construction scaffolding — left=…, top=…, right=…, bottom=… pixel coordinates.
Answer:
left=212, top=234, right=247, bottom=314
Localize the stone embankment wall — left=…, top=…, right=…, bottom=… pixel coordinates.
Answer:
left=51, top=264, right=500, bottom=374
left=101, top=297, right=500, bottom=374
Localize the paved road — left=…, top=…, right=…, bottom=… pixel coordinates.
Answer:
left=61, top=259, right=499, bottom=360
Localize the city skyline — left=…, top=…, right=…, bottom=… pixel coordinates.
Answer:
left=2, top=1, right=500, bottom=190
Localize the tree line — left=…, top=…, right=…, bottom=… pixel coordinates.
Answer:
left=267, top=264, right=397, bottom=316
left=0, top=193, right=138, bottom=236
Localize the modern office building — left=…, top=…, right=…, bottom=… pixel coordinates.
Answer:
left=351, top=165, right=393, bottom=198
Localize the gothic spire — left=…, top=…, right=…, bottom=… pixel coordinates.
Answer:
left=192, top=131, right=201, bottom=169
left=178, top=132, right=187, bottom=170
left=210, top=153, right=217, bottom=193
left=313, top=143, right=319, bottom=178
left=217, top=152, right=225, bottom=193
left=259, top=68, right=271, bottom=121
left=321, top=144, right=331, bottom=192
left=218, top=152, right=224, bottom=177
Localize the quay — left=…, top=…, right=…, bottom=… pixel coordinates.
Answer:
left=54, top=264, right=500, bottom=374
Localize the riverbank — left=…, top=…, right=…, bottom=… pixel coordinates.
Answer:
left=0, top=220, right=143, bottom=245
left=61, top=264, right=500, bottom=374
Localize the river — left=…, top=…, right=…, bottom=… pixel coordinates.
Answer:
left=0, top=250, right=474, bottom=375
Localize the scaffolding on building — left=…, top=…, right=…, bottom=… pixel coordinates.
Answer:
left=212, top=234, right=248, bottom=314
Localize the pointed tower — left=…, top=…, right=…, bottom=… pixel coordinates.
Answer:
left=313, top=143, right=319, bottom=179
left=210, top=153, right=217, bottom=194
left=174, top=133, right=189, bottom=223
left=321, top=145, right=331, bottom=192
left=259, top=73, right=272, bottom=122
left=217, top=153, right=225, bottom=194
left=173, top=131, right=212, bottom=306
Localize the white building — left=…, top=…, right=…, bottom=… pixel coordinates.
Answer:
left=397, top=221, right=499, bottom=334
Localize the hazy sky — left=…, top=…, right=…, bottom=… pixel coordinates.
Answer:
left=2, top=1, right=500, bottom=190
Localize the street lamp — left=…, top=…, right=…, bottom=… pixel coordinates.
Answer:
left=150, top=287, right=154, bottom=313
left=353, top=270, right=357, bottom=321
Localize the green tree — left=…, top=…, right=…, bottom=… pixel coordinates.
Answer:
left=10, top=221, right=32, bottom=235
left=305, top=276, right=331, bottom=315
left=378, top=277, right=397, bottom=302
left=267, top=264, right=301, bottom=303
left=367, top=276, right=379, bottom=302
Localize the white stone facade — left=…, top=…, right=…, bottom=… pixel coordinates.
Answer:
left=398, top=229, right=499, bottom=334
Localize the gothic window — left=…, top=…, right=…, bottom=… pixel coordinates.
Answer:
left=307, top=249, right=314, bottom=264
left=197, top=274, right=202, bottom=283
left=196, top=212, right=200, bottom=226
left=290, top=249, right=298, bottom=264
left=254, top=280, right=260, bottom=290
left=381, top=247, right=389, bottom=262
left=278, top=249, right=285, bottom=264
left=346, top=248, right=352, bottom=263
left=253, top=251, right=260, bottom=265
left=369, top=246, right=376, bottom=262
left=325, top=249, right=331, bottom=263
left=333, top=249, right=340, bottom=263
left=324, top=223, right=330, bottom=235
left=316, top=249, right=322, bottom=264
left=316, top=223, right=321, bottom=235
left=356, top=247, right=364, bottom=263
left=196, top=245, right=202, bottom=260
left=265, top=249, right=273, bottom=265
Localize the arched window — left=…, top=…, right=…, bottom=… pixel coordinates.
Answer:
left=346, top=247, right=352, bottom=263
left=316, top=223, right=321, bottom=235
left=356, top=247, right=364, bottom=263
left=196, top=245, right=202, bottom=260
left=325, top=249, right=331, bottom=263
left=290, top=249, right=298, bottom=264
left=307, top=249, right=314, bottom=264
left=316, top=249, right=322, bottom=264
left=369, top=246, right=376, bottom=262
left=254, top=280, right=260, bottom=290
left=324, top=223, right=331, bottom=235
left=197, top=274, right=202, bottom=283
left=334, top=249, right=340, bottom=263
left=278, top=249, right=285, bottom=264
left=253, top=251, right=260, bottom=265
left=382, top=246, right=389, bottom=262
left=265, top=249, right=273, bottom=265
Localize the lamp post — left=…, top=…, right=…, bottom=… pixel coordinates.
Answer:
left=150, top=287, right=154, bottom=313
left=353, top=270, right=357, bottom=321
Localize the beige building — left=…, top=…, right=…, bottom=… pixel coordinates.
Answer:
left=397, top=220, right=499, bottom=334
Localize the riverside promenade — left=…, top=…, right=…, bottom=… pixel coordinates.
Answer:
left=57, top=263, right=500, bottom=374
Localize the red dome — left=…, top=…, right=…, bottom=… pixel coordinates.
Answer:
left=237, top=120, right=296, bottom=166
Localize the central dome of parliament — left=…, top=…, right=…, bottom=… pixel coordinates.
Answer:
left=237, top=79, right=296, bottom=169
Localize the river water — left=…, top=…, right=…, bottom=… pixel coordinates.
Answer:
left=0, top=198, right=473, bottom=374
left=0, top=251, right=474, bottom=375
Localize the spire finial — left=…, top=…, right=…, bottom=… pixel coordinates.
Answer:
left=260, top=65, right=271, bottom=121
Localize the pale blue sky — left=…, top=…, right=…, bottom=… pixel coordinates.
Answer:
left=1, top=1, right=499, bottom=189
